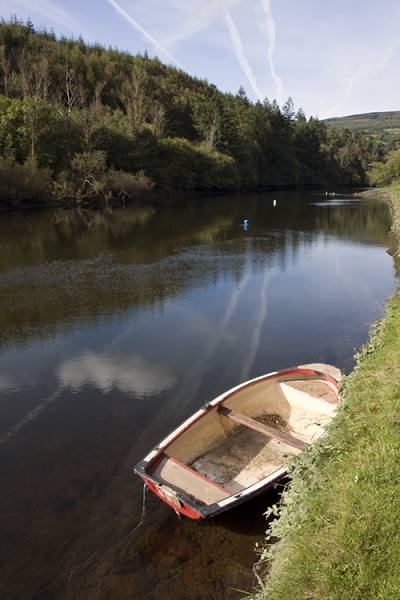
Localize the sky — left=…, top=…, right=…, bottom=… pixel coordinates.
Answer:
left=1, top=0, right=400, bottom=119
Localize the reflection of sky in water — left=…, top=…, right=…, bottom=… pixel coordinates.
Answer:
left=0, top=374, right=19, bottom=392
left=0, top=226, right=395, bottom=445
left=57, top=353, right=177, bottom=396
left=311, top=200, right=363, bottom=207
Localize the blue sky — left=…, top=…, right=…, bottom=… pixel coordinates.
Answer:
left=1, top=0, right=400, bottom=119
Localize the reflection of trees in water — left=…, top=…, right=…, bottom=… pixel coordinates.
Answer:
left=387, top=230, right=400, bottom=279
left=0, top=205, right=156, bottom=267
left=0, top=194, right=392, bottom=266
left=0, top=194, right=393, bottom=350
left=313, top=201, right=392, bottom=244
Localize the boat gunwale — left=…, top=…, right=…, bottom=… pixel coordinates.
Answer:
left=148, top=452, right=232, bottom=495
left=134, top=367, right=340, bottom=518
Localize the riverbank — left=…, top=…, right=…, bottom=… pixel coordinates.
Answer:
left=0, top=183, right=375, bottom=212
left=253, top=185, right=400, bottom=600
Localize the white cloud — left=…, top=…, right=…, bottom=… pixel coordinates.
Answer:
left=196, top=0, right=242, bottom=25
left=327, top=37, right=400, bottom=117
left=158, top=0, right=243, bottom=48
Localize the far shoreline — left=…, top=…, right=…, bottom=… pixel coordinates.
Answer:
left=0, top=183, right=377, bottom=212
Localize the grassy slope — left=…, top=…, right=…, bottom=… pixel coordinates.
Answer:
left=323, top=111, right=400, bottom=130
left=253, top=186, right=400, bottom=600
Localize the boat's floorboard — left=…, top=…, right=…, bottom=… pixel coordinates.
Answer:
left=191, top=425, right=301, bottom=494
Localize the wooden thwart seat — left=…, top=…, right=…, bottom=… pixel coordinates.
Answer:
left=218, top=406, right=311, bottom=450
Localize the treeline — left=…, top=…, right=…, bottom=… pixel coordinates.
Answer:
left=0, top=17, right=388, bottom=206
left=368, top=148, right=400, bottom=186
left=324, top=111, right=400, bottom=132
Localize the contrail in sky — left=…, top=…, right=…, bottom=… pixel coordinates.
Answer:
left=260, top=0, right=284, bottom=105
left=224, top=11, right=265, bottom=101
left=106, top=0, right=186, bottom=70
left=329, top=39, right=398, bottom=117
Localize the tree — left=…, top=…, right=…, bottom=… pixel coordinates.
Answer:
left=71, top=150, right=107, bottom=199
left=18, top=48, right=50, bottom=158
left=55, top=61, right=84, bottom=170
left=0, top=96, right=27, bottom=161
left=119, top=56, right=150, bottom=133
left=190, top=89, right=223, bottom=151
left=293, top=116, right=327, bottom=184
left=150, top=102, right=167, bottom=141
left=0, top=44, right=12, bottom=96
left=282, top=97, right=295, bottom=121
left=368, top=149, right=400, bottom=186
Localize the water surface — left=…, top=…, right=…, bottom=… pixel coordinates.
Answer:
left=0, top=190, right=395, bottom=599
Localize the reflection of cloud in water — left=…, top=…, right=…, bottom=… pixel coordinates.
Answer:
left=0, top=375, right=20, bottom=392
left=0, top=354, right=176, bottom=445
left=241, top=268, right=274, bottom=383
left=311, top=199, right=362, bottom=207
left=58, top=353, right=177, bottom=397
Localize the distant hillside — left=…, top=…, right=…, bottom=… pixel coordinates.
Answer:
left=324, top=111, right=400, bottom=131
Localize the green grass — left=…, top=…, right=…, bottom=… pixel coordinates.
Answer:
left=323, top=111, right=400, bottom=130
left=252, top=187, right=400, bottom=600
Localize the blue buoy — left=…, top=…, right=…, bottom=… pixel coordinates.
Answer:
left=244, top=219, right=248, bottom=226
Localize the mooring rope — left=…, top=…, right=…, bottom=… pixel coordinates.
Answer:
left=67, top=482, right=148, bottom=586
left=131, top=481, right=148, bottom=534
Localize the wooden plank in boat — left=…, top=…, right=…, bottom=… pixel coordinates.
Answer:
left=217, top=406, right=311, bottom=450
left=150, top=454, right=231, bottom=505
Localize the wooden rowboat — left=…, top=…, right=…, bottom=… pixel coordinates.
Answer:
left=134, top=364, right=341, bottom=519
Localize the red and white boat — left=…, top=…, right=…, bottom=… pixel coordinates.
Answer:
left=134, top=364, right=341, bottom=519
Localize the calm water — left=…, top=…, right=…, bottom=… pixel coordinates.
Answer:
left=0, top=190, right=395, bottom=599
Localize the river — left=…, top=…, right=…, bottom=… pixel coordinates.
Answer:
left=0, top=190, right=396, bottom=599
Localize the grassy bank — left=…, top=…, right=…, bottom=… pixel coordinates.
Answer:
left=253, top=186, right=400, bottom=600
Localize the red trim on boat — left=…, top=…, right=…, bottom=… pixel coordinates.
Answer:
left=148, top=454, right=231, bottom=494
left=135, top=366, right=341, bottom=518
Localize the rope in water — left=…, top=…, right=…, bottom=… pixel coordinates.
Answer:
left=132, top=481, right=148, bottom=533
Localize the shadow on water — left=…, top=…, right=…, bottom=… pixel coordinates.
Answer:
left=61, top=485, right=283, bottom=600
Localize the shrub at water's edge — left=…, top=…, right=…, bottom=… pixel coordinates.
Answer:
left=0, top=154, right=52, bottom=206
left=368, top=149, right=400, bottom=187
left=251, top=186, right=400, bottom=600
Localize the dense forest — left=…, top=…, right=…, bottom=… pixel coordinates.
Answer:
left=0, top=17, right=392, bottom=206
left=324, top=112, right=400, bottom=168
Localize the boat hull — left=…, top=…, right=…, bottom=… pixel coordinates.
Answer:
left=134, top=364, right=341, bottom=519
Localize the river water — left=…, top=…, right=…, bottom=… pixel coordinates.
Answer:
left=0, top=190, right=396, bottom=599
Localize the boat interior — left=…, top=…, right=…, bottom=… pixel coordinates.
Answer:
left=147, top=373, right=339, bottom=507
